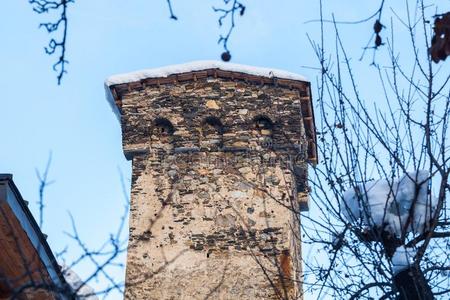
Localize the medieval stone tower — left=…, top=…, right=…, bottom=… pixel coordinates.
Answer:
left=105, top=61, right=316, bottom=299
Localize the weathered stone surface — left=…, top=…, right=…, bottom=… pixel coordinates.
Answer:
left=205, top=100, right=220, bottom=109
left=118, top=76, right=310, bottom=299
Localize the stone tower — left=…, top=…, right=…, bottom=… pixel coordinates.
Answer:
left=105, top=61, right=316, bottom=299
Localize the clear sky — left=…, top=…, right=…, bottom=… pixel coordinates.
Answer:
left=0, top=1, right=424, bottom=299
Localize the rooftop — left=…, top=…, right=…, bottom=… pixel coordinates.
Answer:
left=105, top=60, right=308, bottom=87
left=0, top=174, right=68, bottom=298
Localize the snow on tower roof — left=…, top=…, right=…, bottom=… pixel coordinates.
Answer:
left=105, top=60, right=308, bottom=87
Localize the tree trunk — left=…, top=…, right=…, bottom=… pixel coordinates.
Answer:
left=393, top=264, right=434, bottom=300
left=380, top=231, right=434, bottom=300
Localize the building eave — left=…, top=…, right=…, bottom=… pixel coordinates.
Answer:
left=0, top=174, right=69, bottom=297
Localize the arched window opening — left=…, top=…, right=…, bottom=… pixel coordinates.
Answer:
left=253, top=115, right=273, bottom=149
left=153, top=118, right=174, bottom=136
left=200, top=116, right=224, bottom=150
left=254, top=115, right=273, bottom=134
left=203, top=116, right=224, bottom=135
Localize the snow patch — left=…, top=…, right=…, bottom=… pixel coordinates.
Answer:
left=104, top=61, right=308, bottom=122
left=105, top=60, right=307, bottom=87
left=341, top=170, right=437, bottom=236
left=392, top=246, right=416, bottom=274
left=62, top=265, right=98, bottom=300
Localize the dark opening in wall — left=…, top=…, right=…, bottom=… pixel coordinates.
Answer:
left=203, top=116, right=224, bottom=135
left=253, top=115, right=274, bottom=132
left=253, top=115, right=274, bottom=149
left=151, top=118, right=175, bottom=148
left=153, top=117, right=175, bottom=136
left=200, top=116, right=224, bottom=150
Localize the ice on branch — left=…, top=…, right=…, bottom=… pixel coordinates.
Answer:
left=341, top=170, right=437, bottom=236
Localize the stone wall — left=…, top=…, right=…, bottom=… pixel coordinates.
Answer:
left=119, top=77, right=310, bottom=299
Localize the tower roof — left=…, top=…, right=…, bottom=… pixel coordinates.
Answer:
left=105, top=61, right=317, bottom=163
left=105, top=60, right=308, bottom=87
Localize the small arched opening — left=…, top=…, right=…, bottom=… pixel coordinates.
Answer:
left=253, top=115, right=274, bottom=149
left=200, top=116, right=224, bottom=150
left=153, top=118, right=175, bottom=136
left=151, top=117, right=175, bottom=146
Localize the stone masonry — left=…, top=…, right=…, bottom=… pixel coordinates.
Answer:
left=106, top=62, right=316, bottom=299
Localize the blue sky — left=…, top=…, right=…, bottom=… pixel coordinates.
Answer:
left=0, top=1, right=421, bottom=299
